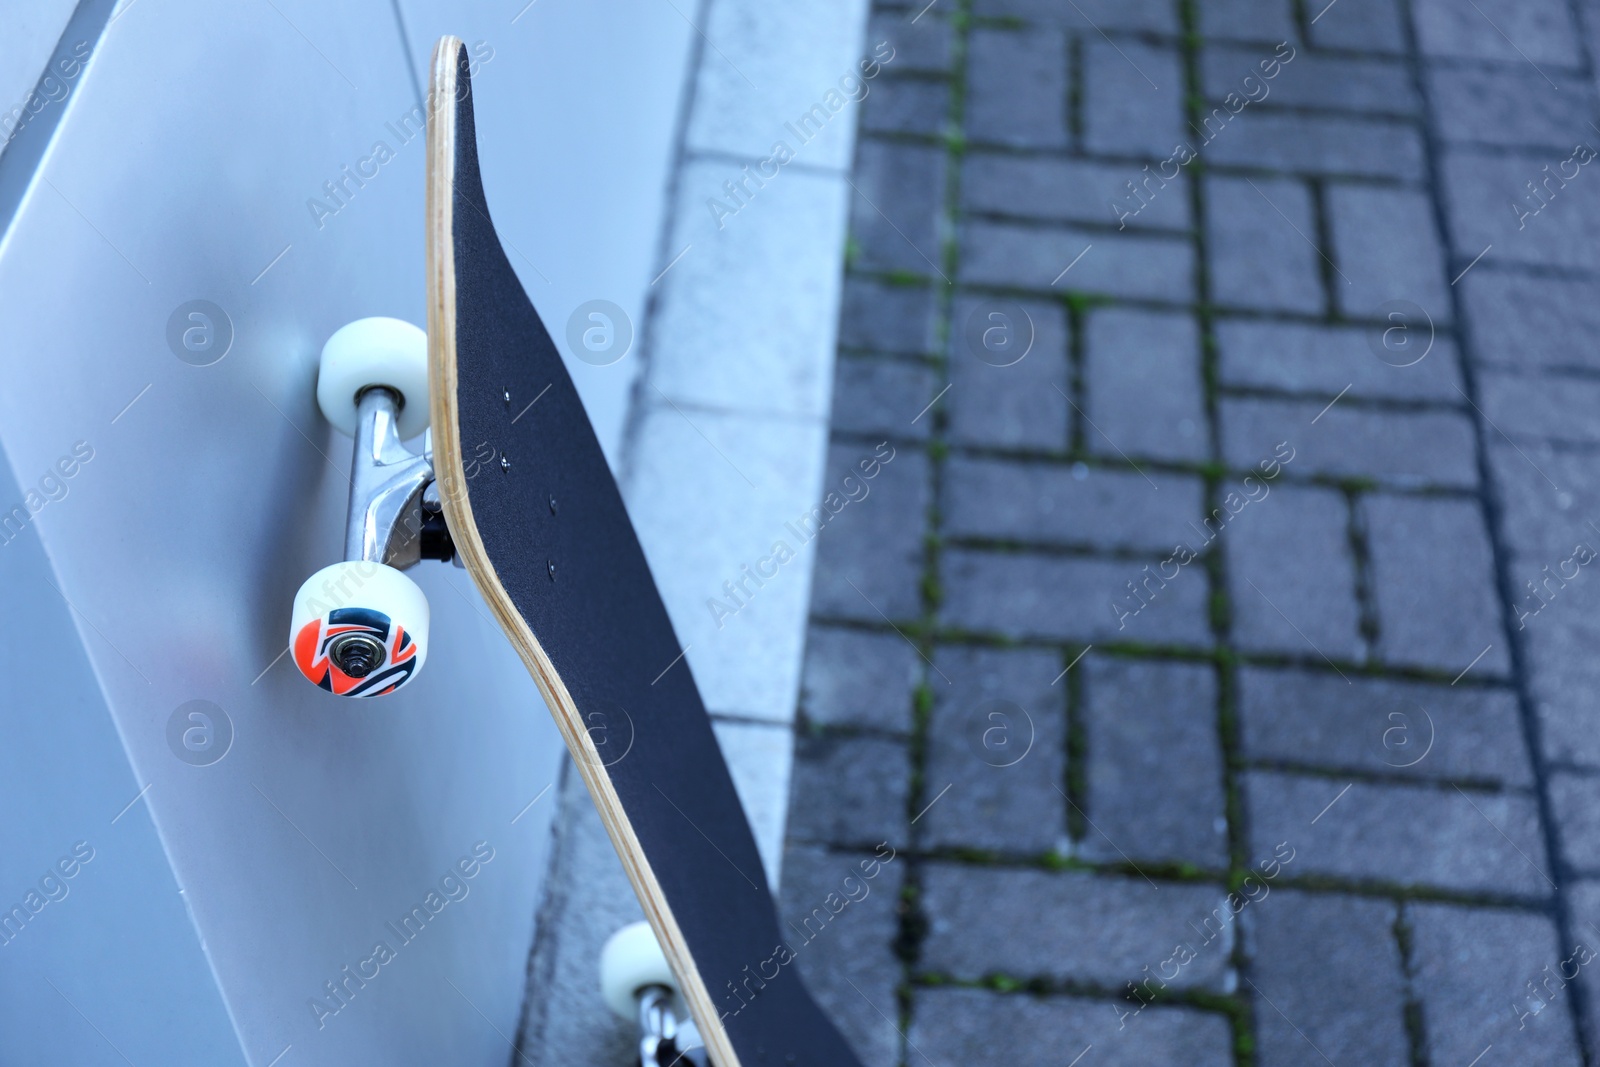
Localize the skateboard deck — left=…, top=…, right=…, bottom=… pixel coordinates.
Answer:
left=424, top=37, right=863, bottom=1067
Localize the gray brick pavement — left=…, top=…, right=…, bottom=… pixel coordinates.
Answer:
left=959, top=219, right=1195, bottom=300
left=788, top=733, right=911, bottom=849
left=944, top=456, right=1206, bottom=552
left=831, top=354, right=938, bottom=441
left=1408, top=902, right=1585, bottom=1065
left=1364, top=493, right=1511, bottom=673
left=1247, top=890, right=1410, bottom=1067
left=780, top=845, right=906, bottom=1066
left=849, top=140, right=945, bottom=273
left=1220, top=397, right=1480, bottom=488
left=838, top=277, right=939, bottom=355
left=909, top=987, right=1235, bottom=1065
left=1308, top=0, right=1406, bottom=52
left=920, top=645, right=1066, bottom=852
left=1203, top=48, right=1417, bottom=115
left=1081, top=41, right=1185, bottom=157
left=1412, top=0, right=1583, bottom=65
left=800, top=625, right=920, bottom=733
left=940, top=548, right=1213, bottom=645
left=919, top=865, right=1235, bottom=990
left=1325, top=184, right=1452, bottom=319
left=962, top=152, right=1192, bottom=230
left=1084, top=308, right=1206, bottom=462
left=1427, top=66, right=1593, bottom=148
left=782, top=1, right=1600, bottom=1061
left=1237, top=666, right=1534, bottom=784
left=1215, top=318, right=1463, bottom=399
left=965, top=27, right=1068, bottom=149
left=1205, top=174, right=1325, bottom=314
left=1202, top=112, right=1427, bottom=179
left=1243, top=771, right=1550, bottom=895
left=948, top=294, right=1069, bottom=450
left=1079, top=656, right=1228, bottom=867
left=1223, top=482, right=1364, bottom=660
left=1463, top=270, right=1600, bottom=373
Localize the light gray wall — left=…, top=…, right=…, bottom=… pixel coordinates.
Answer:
left=0, top=0, right=694, bottom=1063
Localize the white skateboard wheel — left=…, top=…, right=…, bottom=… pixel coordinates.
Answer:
left=599, top=921, right=677, bottom=1020
left=289, top=561, right=429, bottom=697
left=316, top=317, right=430, bottom=440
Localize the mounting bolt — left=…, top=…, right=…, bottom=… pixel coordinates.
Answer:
left=328, top=633, right=384, bottom=679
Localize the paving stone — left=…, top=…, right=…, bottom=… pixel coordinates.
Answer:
left=1248, top=890, right=1410, bottom=1067
left=1517, top=582, right=1600, bottom=768
left=868, top=10, right=953, bottom=74
left=861, top=77, right=948, bottom=136
left=1563, top=881, right=1600, bottom=1048
left=1084, top=308, right=1207, bottom=461
left=1480, top=370, right=1600, bottom=445
left=944, top=455, right=1207, bottom=553
left=1219, top=397, right=1479, bottom=489
left=1224, top=483, right=1364, bottom=660
left=1080, top=657, right=1228, bottom=867
left=972, top=0, right=1178, bottom=32
left=1413, top=0, right=1582, bottom=65
left=779, top=844, right=906, bottom=1067
left=1243, top=770, right=1551, bottom=894
left=1505, top=539, right=1600, bottom=641
left=966, top=27, right=1068, bottom=149
left=921, top=645, right=1066, bottom=852
left=1551, top=771, right=1600, bottom=873
left=1428, top=66, right=1591, bottom=148
left=941, top=548, right=1213, bottom=646
left=1238, top=666, right=1534, bottom=785
left=1198, top=0, right=1297, bottom=43
left=959, top=220, right=1195, bottom=301
left=920, top=864, right=1235, bottom=989
left=810, top=444, right=929, bottom=623
left=1440, top=147, right=1600, bottom=273
left=909, top=987, right=1234, bottom=1066
left=1308, top=0, right=1406, bottom=52
left=838, top=276, right=938, bottom=355
left=1204, top=48, right=1414, bottom=114
left=962, top=152, right=1191, bottom=231
left=1463, top=270, right=1600, bottom=374
left=1408, top=901, right=1583, bottom=1066
left=1206, top=175, right=1324, bottom=314
left=1082, top=41, right=1186, bottom=158
left=850, top=139, right=946, bottom=274
left=1365, top=493, right=1510, bottom=674
left=1326, top=184, right=1451, bottom=320
left=1203, top=112, right=1426, bottom=180
left=799, top=624, right=920, bottom=732
left=831, top=354, right=938, bottom=442
left=1487, top=441, right=1600, bottom=562
left=788, top=734, right=910, bottom=847
left=1216, top=319, right=1462, bottom=401
left=948, top=294, right=1069, bottom=450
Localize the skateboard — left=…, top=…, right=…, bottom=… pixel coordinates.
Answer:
left=286, top=35, right=864, bottom=1067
